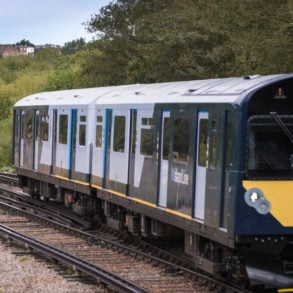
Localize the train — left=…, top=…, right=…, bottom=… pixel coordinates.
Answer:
left=12, top=73, right=293, bottom=290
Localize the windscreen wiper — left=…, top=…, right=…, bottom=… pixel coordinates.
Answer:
left=270, top=112, right=293, bottom=145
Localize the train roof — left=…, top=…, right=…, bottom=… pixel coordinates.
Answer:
left=14, top=74, right=292, bottom=107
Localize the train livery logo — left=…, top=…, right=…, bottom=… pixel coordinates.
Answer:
left=171, top=167, right=189, bottom=186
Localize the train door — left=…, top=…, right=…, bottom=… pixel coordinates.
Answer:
left=19, top=110, right=25, bottom=167
left=167, top=111, right=193, bottom=215
left=20, top=109, right=34, bottom=169
left=13, top=110, right=20, bottom=167
left=38, top=111, right=51, bottom=175
left=194, top=111, right=208, bottom=221
left=51, top=109, right=57, bottom=175
left=53, top=109, right=72, bottom=178
left=72, top=109, right=90, bottom=183
left=91, top=109, right=104, bottom=187
left=205, top=111, right=230, bottom=228
left=128, top=109, right=157, bottom=203
left=158, top=110, right=170, bottom=207
left=105, top=109, right=131, bottom=194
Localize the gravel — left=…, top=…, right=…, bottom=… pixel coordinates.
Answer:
left=0, top=242, right=105, bottom=293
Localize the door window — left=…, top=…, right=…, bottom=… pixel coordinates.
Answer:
left=173, top=118, right=190, bottom=162
left=59, top=115, right=68, bottom=144
left=79, top=115, right=86, bottom=146
left=198, top=119, right=208, bottom=167
left=113, top=116, right=126, bottom=152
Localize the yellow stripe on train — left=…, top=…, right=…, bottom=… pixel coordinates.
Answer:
left=243, top=180, right=293, bottom=227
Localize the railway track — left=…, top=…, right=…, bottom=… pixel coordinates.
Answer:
left=0, top=171, right=18, bottom=185
left=0, top=175, right=251, bottom=293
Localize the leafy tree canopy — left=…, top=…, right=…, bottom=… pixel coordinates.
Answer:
left=84, top=0, right=292, bottom=85
left=62, top=38, right=87, bottom=55
left=15, top=39, right=35, bottom=47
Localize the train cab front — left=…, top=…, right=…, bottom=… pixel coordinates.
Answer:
left=238, top=76, right=293, bottom=290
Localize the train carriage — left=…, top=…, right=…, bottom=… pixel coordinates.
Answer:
left=13, top=73, right=293, bottom=289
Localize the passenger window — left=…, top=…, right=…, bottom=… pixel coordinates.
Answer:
left=198, top=119, right=208, bottom=167
left=96, top=116, right=103, bottom=148
left=59, top=114, right=68, bottom=144
left=41, top=115, right=49, bottom=141
left=79, top=115, right=86, bottom=146
left=113, top=116, right=125, bottom=152
left=173, top=118, right=190, bottom=162
left=210, top=119, right=217, bottom=169
left=140, top=118, right=154, bottom=156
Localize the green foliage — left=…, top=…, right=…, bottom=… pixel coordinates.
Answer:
left=15, top=39, right=35, bottom=47
left=44, top=68, right=80, bottom=90
left=62, top=38, right=87, bottom=55
left=0, top=52, right=59, bottom=168
left=0, top=95, right=12, bottom=120
left=34, top=48, right=61, bottom=63
left=0, top=116, right=12, bottom=167
left=84, top=0, right=292, bottom=84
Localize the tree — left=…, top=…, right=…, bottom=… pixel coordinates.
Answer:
left=62, top=38, right=87, bottom=55
left=84, top=0, right=292, bottom=85
left=15, top=39, right=35, bottom=47
left=209, top=0, right=293, bottom=75
left=85, top=0, right=235, bottom=83
left=84, top=0, right=140, bottom=85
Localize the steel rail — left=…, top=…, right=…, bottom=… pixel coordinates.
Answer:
left=0, top=224, right=149, bottom=293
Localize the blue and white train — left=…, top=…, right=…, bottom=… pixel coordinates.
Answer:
left=13, top=74, right=293, bottom=289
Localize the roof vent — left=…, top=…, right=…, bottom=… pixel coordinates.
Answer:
left=188, top=89, right=197, bottom=93
left=244, top=74, right=261, bottom=80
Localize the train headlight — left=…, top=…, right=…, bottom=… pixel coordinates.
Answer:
left=244, top=188, right=271, bottom=215
left=256, top=198, right=271, bottom=215
left=245, top=188, right=263, bottom=206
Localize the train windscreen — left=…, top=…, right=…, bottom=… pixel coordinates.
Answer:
left=246, top=115, right=293, bottom=178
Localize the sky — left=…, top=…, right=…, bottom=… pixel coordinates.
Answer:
left=0, top=0, right=111, bottom=46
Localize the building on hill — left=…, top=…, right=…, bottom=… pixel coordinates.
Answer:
left=0, top=45, right=35, bottom=58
